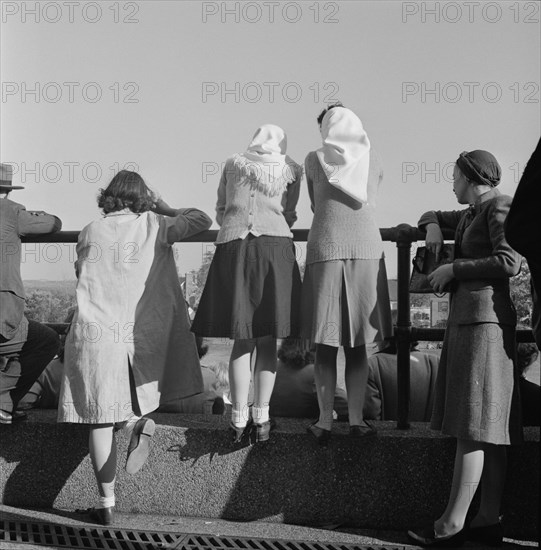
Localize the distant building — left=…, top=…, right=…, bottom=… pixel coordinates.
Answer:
left=388, top=279, right=398, bottom=311
left=185, top=271, right=198, bottom=301
left=387, top=279, right=449, bottom=328
left=430, top=297, right=449, bottom=327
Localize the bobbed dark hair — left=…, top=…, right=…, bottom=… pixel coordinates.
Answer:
left=97, top=170, right=155, bottom=214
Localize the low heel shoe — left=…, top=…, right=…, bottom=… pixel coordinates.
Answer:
left=407, top=525, right=467, bottom=547
left=229, top=421, right=253, bottom=446
left=76, top=507, right=114, bottom=526
left=306, top=423, right=331, bottom=446
left=125, top=418, right=155, bottom=474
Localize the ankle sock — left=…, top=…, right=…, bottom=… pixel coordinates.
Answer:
left=97, top=496, right=115, bottom=509
left=252, top=405, right=269, bottom=424
left=231, top=406, right=249, bottom=428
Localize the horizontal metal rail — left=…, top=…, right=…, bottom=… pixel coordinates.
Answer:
left=19, top=226, right=428, bottom=244
left=22, top=224, right=535, bottom=429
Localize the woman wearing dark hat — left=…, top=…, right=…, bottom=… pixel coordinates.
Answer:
left=408, top=151, right=523, bottom=547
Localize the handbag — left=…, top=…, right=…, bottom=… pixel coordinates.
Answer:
left=410, top=244, right=455, bottom=294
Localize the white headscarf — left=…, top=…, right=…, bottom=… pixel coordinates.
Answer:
left=232, top=124, right=301, bottom=196
left=316, top=107, right=371, bottom=204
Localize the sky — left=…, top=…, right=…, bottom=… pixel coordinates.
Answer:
left=1, top=0, right=540, bottom=281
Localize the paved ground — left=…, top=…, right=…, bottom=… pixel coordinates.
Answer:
left=0, top=505, right=538, bottom=550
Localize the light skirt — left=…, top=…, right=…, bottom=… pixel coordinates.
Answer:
left=301, top=258, right=392, bottom=347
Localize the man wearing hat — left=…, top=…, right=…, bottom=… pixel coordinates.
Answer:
left=0, top=163, right=63, bottom=424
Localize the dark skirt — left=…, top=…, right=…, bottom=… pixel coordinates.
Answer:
left=431, top=322, right=523, bottom=445
left=301, top=258, right=393, bottom=347
left=191, top=235, right=301, bottom=339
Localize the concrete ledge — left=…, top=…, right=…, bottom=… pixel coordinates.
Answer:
left=0, top=411, right=538, bottom=540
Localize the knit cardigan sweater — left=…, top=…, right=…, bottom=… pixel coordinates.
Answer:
left=305, top=150, right=384, bottom=265
left=215, top=155, right=302, bottom=244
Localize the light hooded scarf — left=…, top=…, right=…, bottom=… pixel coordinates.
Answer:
left=316, top=107, right=371, bottom=204
left=232, top=124, right=302, bottom=197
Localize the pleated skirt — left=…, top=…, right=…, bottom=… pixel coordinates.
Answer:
left=191, top=235, right=301, bottom=339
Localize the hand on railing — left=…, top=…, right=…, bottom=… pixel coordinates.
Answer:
left=425, top=223, right=444, bottom=257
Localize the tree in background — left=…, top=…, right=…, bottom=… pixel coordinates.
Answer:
left=197, top=249, right=214, bottom=292
left=25, top=288, right=76, bottom=323
left=180, top=248, right=215, bottom=307
left=21, top=258, right=533, bottom=329
left=510, top=260, right=533, bottom=329
left=410, top=293, right=431, bottom=309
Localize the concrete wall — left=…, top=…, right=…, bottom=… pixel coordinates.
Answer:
left=0, top=411, right=538, bottom=540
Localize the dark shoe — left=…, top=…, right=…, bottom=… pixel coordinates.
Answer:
left=12, top=410, right=27, bottom=421
left=254, top=421, right=271, bottom=442
left=0, top=409, right=26, bottom=424
left=125, top=418, right=155, bottom=474
left=349, top=421, right=377, bottom=438
left=408, top=525, right=467, bottom=547
left=229, top=420, right=253, bottom=446
left=0, top=410, right=14, bottom=424
left=76, top=507, right=114, bottom=526
left=307, top=423, right=331, bottom=447
left=468, top=523, right=503, bottom=547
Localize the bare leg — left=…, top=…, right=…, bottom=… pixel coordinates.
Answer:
left=88, top=424, right=116, bottom=504
left=470, top=444, right=507, bottom=527
left=314, top=344, right=338, bottom=430
left=229, top=339, right=256, bottom=427
left=435, top=438, right=484, bottom=535
left=344, top=345, right=368, bottom=426
left=252, top=335, right=277, bottom=424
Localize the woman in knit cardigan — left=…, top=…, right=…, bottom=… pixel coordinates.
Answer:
left=301, top=105, right=393, bottom=444
left=192, top=124, right=302, bottom=445
left=407, top=151, right=523, bottom=547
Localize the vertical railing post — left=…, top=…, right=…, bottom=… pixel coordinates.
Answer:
left=394, top=224, right=416, bottom=429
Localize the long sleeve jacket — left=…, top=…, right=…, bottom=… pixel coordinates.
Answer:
left=418, top=188, right=521, bottom=325
left=0, top=198, right=62, bottom=339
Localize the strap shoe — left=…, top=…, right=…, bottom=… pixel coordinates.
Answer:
left=125, top=418, right=155, bottom=474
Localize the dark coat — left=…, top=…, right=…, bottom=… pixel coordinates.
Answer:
left=365, top=350, right=440, bottom=421
left=419, top=188, right=521, bottom=326
left=0, top=198, right=61, bottom=342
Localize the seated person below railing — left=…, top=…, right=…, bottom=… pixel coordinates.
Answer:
left=269, top=338, right=349, bottom=420
left=364, top=340, right=440, bottom=422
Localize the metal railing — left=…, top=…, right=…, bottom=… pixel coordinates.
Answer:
left=23, top=226, right=535, bottom=429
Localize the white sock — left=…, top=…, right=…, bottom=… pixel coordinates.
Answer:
left=231, top=406, right=248, bottom=428
left=97, top=495, right=115, bottom=509
left=122, top=414, right=140, bottom=437
left=252, top=405, right=269, bottom=424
